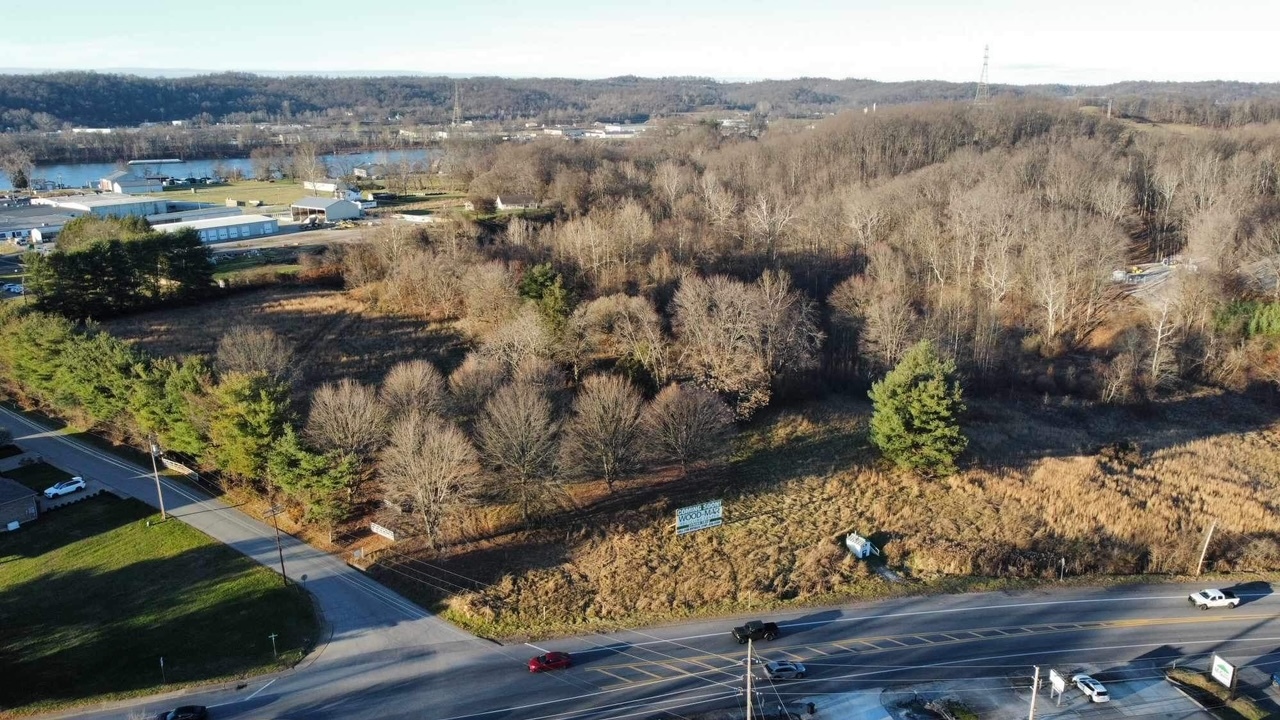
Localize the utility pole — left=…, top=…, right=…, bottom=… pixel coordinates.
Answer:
left=268, top=633, right=279, bottom=659
left=745, top=638, right=754, bottom=720
left=452, top=81, right=462, bottom=127
left=1028, top=665, right=1040, bottom=720
left=1196, top=521, right=1217, bottom=576
left=265, top=504, right=289, bottom=586
left=149, top=438, right=167, bottom=520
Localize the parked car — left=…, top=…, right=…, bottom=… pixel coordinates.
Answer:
left=155, top=706, right=207, bottom=720
left=1188, top=588, right=1240, bottom=609
left=4, top=283, right=23, bottom=293
left=528, top=651, right=572, bottom=672
left=43, top=477, right=86, bottom=499
left=1072, top=674, right=1109, bottom=702
left=759, top=660, right=807, bottom=680
left=732, top=620, right=780, bottom=644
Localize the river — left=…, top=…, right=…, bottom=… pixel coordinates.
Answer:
left=0, top=148, right=440, bottom=192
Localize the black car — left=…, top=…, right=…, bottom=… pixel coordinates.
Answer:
left=731, top=619, right=780, bottom=643
left=156, top=706, right=207, bottom=720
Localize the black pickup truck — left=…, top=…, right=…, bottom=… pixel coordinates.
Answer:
left=731, top=620, right=780, bottom=644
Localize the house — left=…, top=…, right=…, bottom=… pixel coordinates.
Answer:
left=496, top=194, right=538, bottom=211
left=0, top=476, right=39, bottom=530
left=290, top=197, right=362, bottom=223
left=99, top=171, right=163, bottom=195
left=353, top=164, right=387, bottom=180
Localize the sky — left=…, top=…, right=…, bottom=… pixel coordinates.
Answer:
left=2, top=0, right=1278, bottom=85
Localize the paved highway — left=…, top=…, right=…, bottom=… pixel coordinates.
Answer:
left=9, top=407, right=1279, bottom=719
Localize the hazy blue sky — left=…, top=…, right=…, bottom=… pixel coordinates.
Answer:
left=3, top=0, right=1278, bottom=84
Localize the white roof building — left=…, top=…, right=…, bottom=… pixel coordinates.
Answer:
left=155, top=214, right=279, bottom=244
left=31, top=193, right=168, bottom=218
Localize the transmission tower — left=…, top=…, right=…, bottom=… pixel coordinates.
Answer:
left=452, top=81, right=462, bottom=127
left=975, top=45, right=991, bottom=105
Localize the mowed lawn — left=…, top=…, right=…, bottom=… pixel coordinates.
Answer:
left=0, top=495, right=317, bottom=713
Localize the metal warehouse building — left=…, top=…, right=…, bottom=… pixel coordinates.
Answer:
left=32, top=193, right=168, bottom=218
left=290, top=197, right=362, bottom=223
left=155, top=214, right=279, bottom=244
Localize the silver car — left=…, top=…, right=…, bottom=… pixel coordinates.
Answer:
left=760, top=660, right=807, bottom=680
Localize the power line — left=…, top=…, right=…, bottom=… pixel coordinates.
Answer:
left=975, top=45, right=991, bottom=105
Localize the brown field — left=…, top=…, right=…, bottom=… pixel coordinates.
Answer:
left=101, top=286, right=469, bottom=393
left=366, top=390, right=1280, bottom=640
left=167, top=179, right=306, bottom=212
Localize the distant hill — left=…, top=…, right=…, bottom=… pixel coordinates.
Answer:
left=3, top=71, right=1280, bottom=130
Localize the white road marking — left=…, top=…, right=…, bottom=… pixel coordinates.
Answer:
left=526, top=643, right=550, bottom=654
left=245, top=678, right=276, bottom=700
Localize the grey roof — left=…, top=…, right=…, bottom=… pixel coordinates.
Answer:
left=0, top=475, right=36, bottom=504
left=103, top=170, right=131, bottom=181
left=498, top=193, right=536, bottom=205
left=0, top=210, right=81, bottom=234
left=292, top=196, right=350, bottom=210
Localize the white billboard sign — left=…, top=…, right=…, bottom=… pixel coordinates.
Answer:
left=676, top=500, right=723, bottom=535
left=1049, top=669, right=1065, bottom=693
left=371, top=522, right=397, bottom=541
left=1211, top=654, right=1235, bottom=688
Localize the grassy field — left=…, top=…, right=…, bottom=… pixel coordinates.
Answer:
left=0, top=495, right=316, bottom=714
left=1167, top=667, right=1268, bottom=720
left=101, top=285, right=468, bottom=393
left=2, top=462, right=72, bottom=493
left=363, top=390, right=1280, bottom=640
left=165, top=180, right=306, bottom=211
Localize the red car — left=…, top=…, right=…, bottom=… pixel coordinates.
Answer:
left=528, top=651, right=572, bottom=672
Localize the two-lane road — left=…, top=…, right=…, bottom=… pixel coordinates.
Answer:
left=10, top=406, right=1279, bottom=719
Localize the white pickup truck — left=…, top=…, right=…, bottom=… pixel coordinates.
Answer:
left=1188, top=588, right=1240, bottom=609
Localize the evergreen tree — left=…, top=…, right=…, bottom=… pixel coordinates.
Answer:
left=208, top=372, right=292, bottom=480
left=267, top=427, right=356, bottom=532
left=868, top=339, right=967, bottom=476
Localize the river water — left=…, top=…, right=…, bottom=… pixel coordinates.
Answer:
left=0, top=148, right=440, bottom=192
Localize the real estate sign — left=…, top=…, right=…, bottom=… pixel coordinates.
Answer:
left=1211, top=654, right=1235, bottom=688
left=676, top=500, right=723, bottom=535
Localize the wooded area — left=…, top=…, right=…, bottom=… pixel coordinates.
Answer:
left=6, top=97, right=1280, bottom=633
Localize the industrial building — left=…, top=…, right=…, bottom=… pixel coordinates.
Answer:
left=99, top=171, right=163, bottom=195
left=0, top=205, right=84, bottom=243
left=32, top=193, right=168, bottom=218
left=155, top=214, right=279, bottom=244
left=147, top=206, right=243, bottom=225
left=291, top=197, right=362, bottom=223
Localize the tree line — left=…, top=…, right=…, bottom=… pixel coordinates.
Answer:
left=4, top=71, right=1280, bottom=131
left=25, top=217, right=215, bottom=319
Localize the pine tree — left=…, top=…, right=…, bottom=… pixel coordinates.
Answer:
left=868, top=339, right=967, bottom=476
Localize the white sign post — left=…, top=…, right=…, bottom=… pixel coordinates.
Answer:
left=371, top=522, right=397, bottom=542
left=676, top=500, right=723, bottom=535
left=1048, top=669, right=1066, bottom=706
left=1211, top=654, right=1236, bottom=689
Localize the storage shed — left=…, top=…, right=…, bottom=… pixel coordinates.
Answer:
left=155, top=214, right=279, bottom=244
left=291, top=197, right=362, bottom=223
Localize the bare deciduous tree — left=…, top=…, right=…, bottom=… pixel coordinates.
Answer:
left=559, top=374, right=645, bottom=491
left=642, top=384, right=734, bottom=475
left=216, top=326, right=295, bottom=384
left=305, top=379, right=387, bottom=457
left=448, top=352, right=508, bottom=421
left=380, top=412, right=482, bottom=549
left=477, top=382, right=560, bottom=520
left=381, top=360, right=447, bottom=421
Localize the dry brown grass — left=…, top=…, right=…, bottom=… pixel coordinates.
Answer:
left=101, top=286, right=468, bottom=393
left=372, top=390, right=1280, bottom=639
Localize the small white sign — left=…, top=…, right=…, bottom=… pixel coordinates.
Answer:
left=1211, top=654, right=1235, bottom=688
left=1049, top=669, right=1065, bottom=693
left=676, top=500, right=723, bottom=535
left=371, top=522, right=396, bottom=541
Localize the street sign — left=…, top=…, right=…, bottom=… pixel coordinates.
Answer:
left=371, top=522, right=397, bottom=541
left=676, top=500, right=723, bottom=535
left=1211, top=654, right=1235, bottom=688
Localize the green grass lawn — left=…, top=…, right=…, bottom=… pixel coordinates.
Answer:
left=2, top=462, right=72, bottom=493
left=165, top=180, right=305, bottom=210
left=0, top=495, right=317, bottom=713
